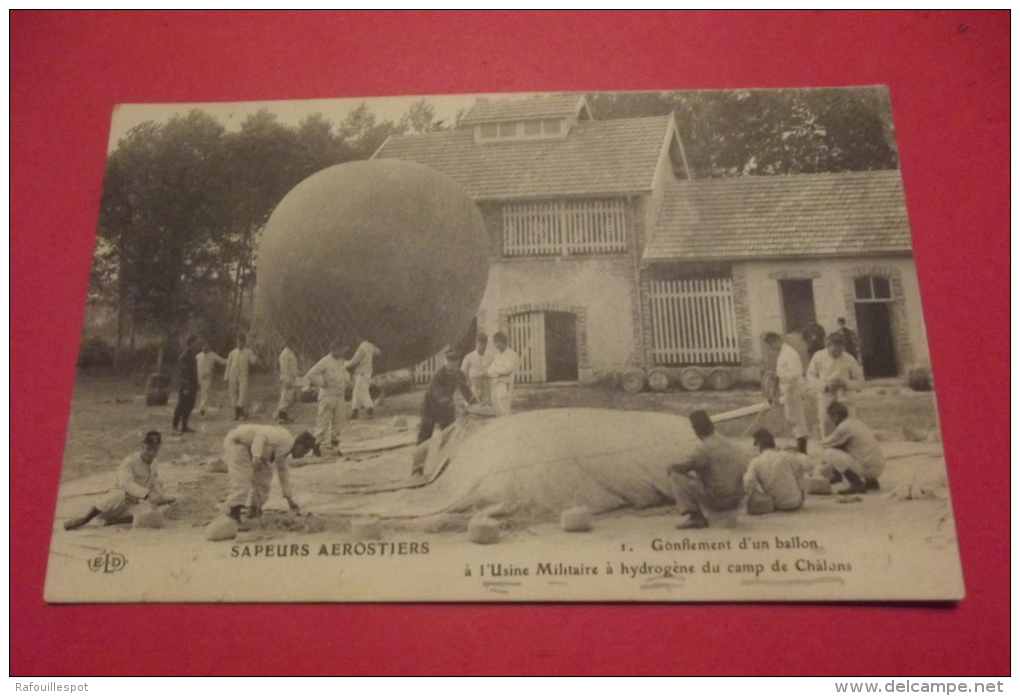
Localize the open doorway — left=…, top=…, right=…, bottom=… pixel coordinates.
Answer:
left=856, top=273, right=897, bottom=377
left=779, top=279, right=816, bottom=333
left=508, top=310, right=579, bottom=383
left=855, top=303, right=897, bottom=377
left=544, top=311, right=578, bottom=382
left=854, top=275, right=897, bottom=377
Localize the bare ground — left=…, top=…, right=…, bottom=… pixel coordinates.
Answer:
left=46, top=373, right=960, bottom=602
left=56, top=372, right=944, bottom=532
left=62, top=371, right=939, bottom=482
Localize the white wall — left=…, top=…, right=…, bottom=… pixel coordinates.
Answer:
left=479, top=255, right=638, bottom=381
left=737, top=256, right=929, bottom=371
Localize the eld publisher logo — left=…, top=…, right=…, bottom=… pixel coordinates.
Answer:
left=88, top=552, right=126, bottom=573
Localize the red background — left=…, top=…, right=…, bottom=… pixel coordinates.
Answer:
left=10, top=11, right=1010, bottom=676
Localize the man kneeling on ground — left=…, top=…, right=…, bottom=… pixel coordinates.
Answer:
left=668, top=410, right=750, bottom=529
left=744, top=428, right=807, bottom=514
left=822, top=401, right=885, bottom=495
left=64, top=431, right=175, bottom=530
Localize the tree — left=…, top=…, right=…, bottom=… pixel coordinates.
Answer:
left=399, top=98, right=447, bottom=134
left=91, top=101, right=423, bottom=368
left=586, top=87, right=898, bottom=177
left=93, top=111, right=229, bottom=369
left=336, top=102, right=404, bottom=160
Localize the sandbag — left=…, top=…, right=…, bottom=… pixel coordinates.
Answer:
left=468, top=516, right=500, bottom=544
left=806, top=476, right=833, bottom=495
left=561, top=506, right=593, bottom=532
left=131, top=507, right=164, bottom=529
left=746, top=491, right=775, bottom=516
left=205, top=515, right=239, bottom=541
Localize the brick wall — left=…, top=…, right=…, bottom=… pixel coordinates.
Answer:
left=476, top=199, right=642, bottom=381
left=730, top=264, right=755, bottom=370
left=839, top=264, right=914, bottom=371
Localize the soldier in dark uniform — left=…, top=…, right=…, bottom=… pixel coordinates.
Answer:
left=801, top=320, right=827, bottom=357
left=172, top=334, right=201, bottom=435
left=412, top=349, right=477, bottom=478
left=837, top=317, right=860, bottom=361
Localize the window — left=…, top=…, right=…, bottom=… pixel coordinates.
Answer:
left=855, top=275, right=892, bottom=301
left=523, top=120, right=542, bottom=136
left=475, top=118, right=569, bottom=142
left=502, top=199, right=628, bottom=256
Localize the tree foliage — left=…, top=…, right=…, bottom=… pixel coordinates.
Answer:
left=586, top=87, right=897, bottom=177
left=91, top=101, right=432, bottom=368
left=90, top=91, right=892, bottom=370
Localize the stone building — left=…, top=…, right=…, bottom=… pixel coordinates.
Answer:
left=374, top=94, right=925, bottom=385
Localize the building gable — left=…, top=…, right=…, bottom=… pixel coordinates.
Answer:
left=460, top=93, right=592, bottom=126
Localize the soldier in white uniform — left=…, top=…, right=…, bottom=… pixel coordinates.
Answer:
left=64, top=431, right=176, bottom=529
left=765, top=332, right=810, bottom=453
left=225, top=334, right=257, bottom=420
left=486, top=331, right=518, bottom=417
left=461, top=333, right=493, bottom=406
left=806, top=332, right=864, bottom=437
left=346, top=338, right=381, bottom=419
left=196, top=341, right=227, bottom=416
left=276, top=336, right=300, bottom=424
left=305, top=340, right=350, bottom=452
left=222, top=424, right=316, bottom=521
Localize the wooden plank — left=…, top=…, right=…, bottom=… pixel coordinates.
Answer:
left=532, top=310, right=546, bottom=382
left=647, top=275, right=743, bottom=366
left=708, top=278, right=722, bottom=362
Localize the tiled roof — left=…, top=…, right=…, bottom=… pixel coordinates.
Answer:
left=460, top=94, right=587, bottom=123
left=374, top=115, right=672, bottom=200
left=643, top=170, right=913, bottom=262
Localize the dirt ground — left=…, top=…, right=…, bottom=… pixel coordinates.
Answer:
left=62, top=371, right=939, bottom=482
left=57, top=372, right=944, bottom=527
left=47, top=372, right=961, bottom=602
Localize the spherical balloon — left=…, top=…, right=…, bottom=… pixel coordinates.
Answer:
left=253, top=159, right=489, bottom=372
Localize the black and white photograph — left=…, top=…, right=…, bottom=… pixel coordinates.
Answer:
left=45, top=88, right=964, bottom=602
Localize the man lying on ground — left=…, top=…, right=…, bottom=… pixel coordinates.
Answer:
left=64, top=431, right=176, bottom=530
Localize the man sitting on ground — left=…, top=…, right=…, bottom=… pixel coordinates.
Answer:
left=821, top=401, right=885, bottom=495
left=64, top=431, right=175, bottom=530
left=744, top=427, right=807, bottom=514
left=668, top=410, right=750, bottom=529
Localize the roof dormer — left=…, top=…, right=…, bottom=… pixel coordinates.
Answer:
left=460, top=94, right=592, bottom=143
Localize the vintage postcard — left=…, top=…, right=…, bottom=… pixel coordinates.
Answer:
left=45, top=88, right=964, bottom=602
